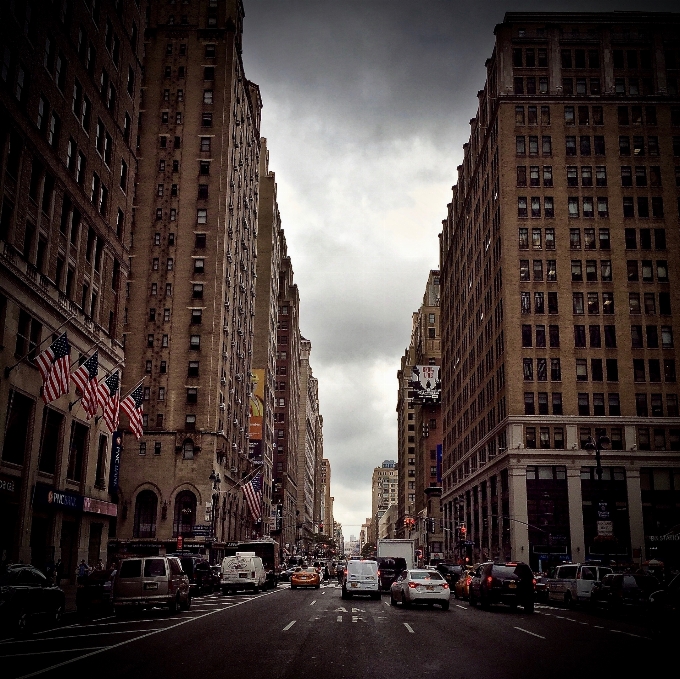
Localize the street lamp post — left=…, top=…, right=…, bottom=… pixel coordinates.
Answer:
left=584, top=435, right=611, bottom=564
left=209, top=470, right=221, bottom=551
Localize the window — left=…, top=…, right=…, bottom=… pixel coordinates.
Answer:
left=194, top=259, right=205, bottom=273
left=573, top=292, right=584, bottom=315
left=576, top=359, right=588, bottom=381
left=568, top=197, right=579, bottom=218
left=203, top=90, right=213, bottom=104
left=200, top=137, right=211, bottom=152
left=518, top=197, right=527, bottom=218
left=606, top=359, right=619, bottom=382
left=188, top=361, right=199, bottom=377
left=524, top=393, right=535, bottom=415
left=197, top=209, right=207, bottom=224
left=551, top=358, right=561, bottom=381
left=566, top=136, right=576, bottom=156
left=552, top=393, right=563, bottom=415
left=578, top=393, right=590, bottom=416
left=516, top=136, right=526, bottom=155
left=190, top=335, right=200, bottom=350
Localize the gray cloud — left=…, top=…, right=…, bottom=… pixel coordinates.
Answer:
left=242, top=0, right=678, bottom=536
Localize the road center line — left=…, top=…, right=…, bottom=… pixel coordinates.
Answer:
left=282, top=621, right=296, bottom=631
left=514, top=627, right=546, bottom=639
left=403, top=623, right=415, bottom=634
left=0, top=647, right=108, bottom=658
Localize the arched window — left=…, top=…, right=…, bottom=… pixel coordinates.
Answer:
left=173, top=490, right=196, bottom=537
left=133, top=490, right=158, bottom=538
left=182, top=438, right=194, bottom=459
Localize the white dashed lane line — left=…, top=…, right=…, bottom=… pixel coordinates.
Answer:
left=282, top=621, right=296, bottom=631
left=514, top=627, right=546, bottom=640
left=403, top=623, right=415, bottom=634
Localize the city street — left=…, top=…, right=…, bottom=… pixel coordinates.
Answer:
left=1, top=582, right=670, bottom=679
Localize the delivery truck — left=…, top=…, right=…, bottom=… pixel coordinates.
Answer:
left=376, top=539, right=415, bottom=570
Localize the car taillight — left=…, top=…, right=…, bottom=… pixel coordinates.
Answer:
left=532, top=578, right=537, bottom=589
left=408, top=582, right=418, bottom=589
left=486, top=576, right=493, bottom=586
left=442, top=583, right=449, bottom=589
left=377, top=570, right=381, bottom=577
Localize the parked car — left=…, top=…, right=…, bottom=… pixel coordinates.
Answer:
left=376, top=557, right=407, bottom=592
left=469, top=561, right=535, bottom=612
left=209, top=565, right=222, bottom=591
left=341, top=559, right=380, bottom=599
left=290, top=567, right=321, bottom=589
left=278, top=565, right=298, bottom=582
left=436, top=563, right=463, bottom=588
left=220, top=553, right=266, bottom=594
left=76, top=567, right=116, bottom=618
left=591, top=573, right=661, bottom=610
left=453, top=568, right=475, bottom=600
left=112, top=556, right=190, bottom=615
left=546, top=563, right=613, bottom=607
left=647, top=573, right=680, bottom=638
left=0, top=564, right=65, bottom=634
left=168, top=554, right=211, bottom=595
left=390, top=569, right=450, bottom=610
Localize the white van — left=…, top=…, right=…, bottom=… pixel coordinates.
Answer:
left=221, top=552, right=266, bottom=594
left=341, top=559, right=380, bottom=600
left=547, top=563, right=613, bottom=606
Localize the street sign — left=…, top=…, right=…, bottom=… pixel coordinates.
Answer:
left=192, top=525, right=212, bottom=537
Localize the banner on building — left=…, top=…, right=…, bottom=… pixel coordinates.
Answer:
left=409, top=365, right=441, bottom=404
left=109, top=431, right=122, bottom=493
left=248, top=369, right=265, bottom=463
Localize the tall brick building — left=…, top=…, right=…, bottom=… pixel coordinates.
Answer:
left=117, top=0, right=262, bottom=557
left=0, top=0, right=144, bottom=575
left=440, top=12, right=680, bottom=570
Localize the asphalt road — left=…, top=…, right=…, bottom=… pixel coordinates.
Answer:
left=1, top=582, right=671, bottom=679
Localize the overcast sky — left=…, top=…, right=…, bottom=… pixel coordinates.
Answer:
left=241, top=0, right=677, bottom=540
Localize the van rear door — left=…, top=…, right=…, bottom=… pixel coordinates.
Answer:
left=143, top=558, right=169, bottom=600
left=116, top=559, right=143, bottom=600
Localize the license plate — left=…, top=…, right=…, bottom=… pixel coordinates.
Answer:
left=508, top=582, right=517, bottom=589
left=239, top=573, right=248, bottom=578
left=144, top=582, right=158, bottom=590
left=426, top=585, right=433, bottom=591
left=351, top=582, right=358, bottom=588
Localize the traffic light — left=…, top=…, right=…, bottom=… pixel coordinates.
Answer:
left=459, top=524, right=467, bottom=541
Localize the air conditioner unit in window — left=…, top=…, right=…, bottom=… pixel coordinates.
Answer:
left=219, top=403, right=225, bottom=411
left=220, top=377, right=226, bottom=385
left=230, top=467, right=238, bottom=474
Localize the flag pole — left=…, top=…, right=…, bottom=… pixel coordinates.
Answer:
left=4, top=314, right=77, bottom=378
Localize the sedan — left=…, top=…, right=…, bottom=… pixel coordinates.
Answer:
left=290, top=567, right=321, bottom=589
left=0, top=564, right=65, bottom=635
left=591, top=573, right=661, bottom=610
left=390, top=569, right=450, bottom=610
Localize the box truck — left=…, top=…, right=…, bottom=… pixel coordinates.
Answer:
left=376, top=539, right=415, bottom=570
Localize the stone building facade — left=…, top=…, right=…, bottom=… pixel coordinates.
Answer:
left=116, top=0, right=261, bottom=558
left=440, top=12, right=680, bottom=570
left=0, top=0, right=144, bottom=576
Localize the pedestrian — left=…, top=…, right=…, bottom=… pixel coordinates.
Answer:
left=95, top=558, right=104, bottom=571
left=77, top=559, right=89, bottom=579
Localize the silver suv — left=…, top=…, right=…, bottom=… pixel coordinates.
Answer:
left=113, top=556, right=191, bottom=615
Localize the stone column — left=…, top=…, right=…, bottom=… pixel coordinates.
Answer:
left=567, top=467, right=585, bottom=562
left=508, top=466, right=529, bottom=561
left=626, top=468, right=645, bottom=566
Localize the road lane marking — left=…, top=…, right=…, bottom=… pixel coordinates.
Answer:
left=0, top=647, right=108, bottom=658
left=593, top=625, right=605, bottom=629
left=403, top=623, right=415, bottom=634
left=310, top=601, right=317, bottom=606
left=514, top=627, right=545, bottom=639
left=337, top=615, right=342, bottom=622
left=352, top=616, right=364, bottom=623
left=456, top=605, right=466, bottom=610
left=14, top=591, right=283, bottom=679
left=282, top=621, right=296, bottom=631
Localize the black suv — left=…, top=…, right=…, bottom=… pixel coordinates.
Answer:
left=376, top=557, right=407, bottom=592
left=469, top=562, right=535, bottom=613
left=168, top=554, right=211, bottom=595
left=436, top=563, right=464, bottom=587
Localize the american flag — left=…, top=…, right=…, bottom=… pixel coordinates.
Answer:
left=35, top=333, right=71, bottom=403
left=121, top=381, right=145, bottom=440
left=243, top=474, right=262, bottom=522
left=98, top=371, right=120, bottom=433
left=70, top=351, right=99, bottom=419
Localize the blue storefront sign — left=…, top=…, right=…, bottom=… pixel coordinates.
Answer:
left=33, top=484, right=83, bottom=511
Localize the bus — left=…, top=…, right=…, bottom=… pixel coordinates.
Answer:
left=224, top=539, right=279, bottom=589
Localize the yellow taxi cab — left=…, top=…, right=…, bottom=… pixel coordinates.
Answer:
left=290, top=567, right=321, bottom=589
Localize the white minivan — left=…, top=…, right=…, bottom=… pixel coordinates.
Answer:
left=341, top=559, right=381, bottom=600
left=221, top=552, right=266, bottom=594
